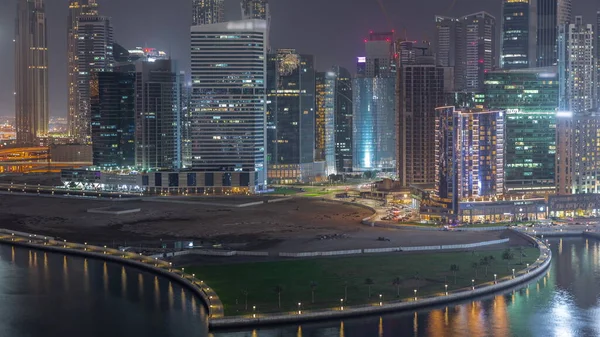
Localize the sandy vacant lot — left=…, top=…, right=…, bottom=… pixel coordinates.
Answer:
left=0, top=194, right=522, bottom=252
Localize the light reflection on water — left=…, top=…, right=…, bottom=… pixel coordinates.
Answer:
left=214, top=238, right=600, bottom=337
left=0, top=244, right=208, bottom=337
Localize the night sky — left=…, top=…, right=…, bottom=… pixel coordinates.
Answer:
left=0, top=0, right=595, bottom=117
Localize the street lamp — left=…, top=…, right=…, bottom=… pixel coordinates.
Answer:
left=445, top=284, right=448, bottom=295
left=494, top=274, right=497, bottom=284
left=253, top=305, right=256, bottom=318
left=340, top=298, right=344, bottom=310
left=379, top=294, right=382, bottom=306
left=526, top=264, right=530, bottom=272
left=298, top=302, right=302, bottom=314
left=512, top=269, right=515, bottom=278
left=471, top=279, right=475, bottom=290
left=414, top=289, right=417, bottom=300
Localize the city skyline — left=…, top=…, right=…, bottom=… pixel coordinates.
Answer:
left=0, top=0, right=594, bottom=118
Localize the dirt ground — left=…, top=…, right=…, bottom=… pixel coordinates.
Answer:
left=0, top=194, right=526, bottom=253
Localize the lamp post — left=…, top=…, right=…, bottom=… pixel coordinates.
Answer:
left=340, top=299, right=344, bottom=310
left=445, top=284, right=448, bottom=295
left=298, top=302, right=301, bottom=314
left=379, top=294, right=382, bottom=306
left=414, top=289, right=417, bottom=301
left=471, top=279, right=475, bottom=290
left=512, top=268, right=515, bottom=278
left=253, top=305, right=256, bottom=318
left=494, top=274, right=497, bottom=284
left=526, top=264, right=529, bottom=273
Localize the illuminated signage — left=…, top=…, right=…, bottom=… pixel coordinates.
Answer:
left=357, top=57, right=366, bottom=63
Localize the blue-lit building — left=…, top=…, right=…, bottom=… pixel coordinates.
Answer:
left=332, top=66, right=353, bottom=173
left=91, top=72, right=136, bottom=168
left=501, top=0, right=534, bottom=69
left=352, top=31, right=396, bottom=172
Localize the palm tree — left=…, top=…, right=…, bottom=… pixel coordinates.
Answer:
left=392, top=277, right=401, bottom=297
left=310, top=281, right=318, bottom=304
left=274, top=285, right=283, bottom=309
left=343, top=281, right=348, bottom=301
left=479, top=257, right=490, bottom=277
left=450, top=264, right=460, bottom=284
left=241, top=289, right=249, bottom=310
left=471, top=262, right=479, bottom=278
left=365, top=278, right=374, bottom=298
left=502, top=248, right=514, bottom=271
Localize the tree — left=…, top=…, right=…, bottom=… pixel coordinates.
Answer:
left=392, top=277, right=401, bottom=297
left=343, top=281, right=348, bottom=301
left=310, top=281, right=318, bottom=304
left=479, top=257, right=490, bottom=277
left=241, top=289, right=249, bottom=310
left=471, top=262, right=479, bottom=279
left=450, top=264, right=460, bottom=284
left=365, top=278, right=374, bottom=298
left=517, top=246, right=525, bottom=264
left=502, top=248, right=514, bottom=271
left=274, top=285, right=283, bottom=309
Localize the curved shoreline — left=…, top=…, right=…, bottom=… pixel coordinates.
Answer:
left=208, top=229, right=552, bottom=329
left=0, top=230, right=223, bottom=320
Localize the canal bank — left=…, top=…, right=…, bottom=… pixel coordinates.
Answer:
left=0, top=229, right=223, bottom=319
left=208, top=229, right=552, bottom=329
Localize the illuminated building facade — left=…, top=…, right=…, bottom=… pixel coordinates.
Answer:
left=332, top=66, right=353, bottom=173
left=536, top=0, right=572, bottom=67
left=484, top=67, right=559, bottom=193
left=190, top=20, right=268, bottom=192
left=558, top=16, right=594, bottom=114
left=75, top=16, right=114, bottom=143
left=192, top=0, right=224, bottom=25
left=134, top=60, right=182, bottom=170
left=90, top=72, right=136, bottom=168
left=501, top=0, right=534, bottom=69
left=556, top=112, right=600, bottom=194
left=15, top=0, right=49, bottom=146
left=315, top=71, right=336, bottom=175
left=435, top=107, right=505, bottom=218
left=67, top=0, right=99, bottom=139
left=267, top=49, right=321, bottom=183
left=353, top=31, right=396, bottom=172
left=241, top=0, right=269, bottom=21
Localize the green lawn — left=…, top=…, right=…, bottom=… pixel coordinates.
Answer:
left=189, top=247, right=539, bottom=315
left=266, top=187, right=302, bottom=195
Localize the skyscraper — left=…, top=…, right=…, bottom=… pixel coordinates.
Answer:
left=135, top=60, right=182, bottom=170
left=332, top=66, right=353, bottom=173
left=192, top=0, right=224, bottom=25
left=435, top=107, right=505, bottom=216
left=241, top=0, right=269, bottom=20
left=501, top=0, right=533, bottom=69
left=484, top=67, right=559, bottom=193
left=435, top=12, right=496, bottom=92
left=91, top=72, right=136, bottom=168
left=558, top=16, right=594, bottom=114
left=15, top=0, right=49, bottom=145
left=67, top=0, right=99, bottom=139
left=315, top=71, right=336, bottom=175
left=267, top=49, right=321, bottom=183
left=353, top=31, right=396, bottom=172
left=536, top=0, right=572, bottom=67
left=190, top=19, right=268, bottom=192
left=397, top=46, right=454, bottom=187
left=75, top=16, right=114, bottom=143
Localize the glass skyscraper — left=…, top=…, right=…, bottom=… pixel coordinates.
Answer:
left=536, top=0, right=572, bottom=67
left=484, top=67, right=559, bottom=193
left=332, top=66, right=353, bottom=173
left=501, top=0, right=533, bottom=69
left=315, top=71, right=336, bottom=175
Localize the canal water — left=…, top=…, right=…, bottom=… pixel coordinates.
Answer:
left=2, top=237, right=598, bottom=337
left=0, top=244, right=208, bottom=337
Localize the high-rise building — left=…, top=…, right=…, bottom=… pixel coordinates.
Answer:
left=397, top=46, right=454, bottom=188
left=267, top=49, right=322, bottom=183
left=435, top=107, right=505, bottom=215
left=484, top=67, right=559, bottom=193
left=135, top=60, right=182, bottom=170
left=332, top=66, right=353, bottom=173
left=192, top=0, right=224, bottom=25
left=536, top=0, right=572, bottom=67
left=353, top=31, right=397, bottom=172
left=597, top=11, right=600, bottom=109
left=15, top=0, right=49, bottom=146
left=190, top=19, right=268, bottom=192
left=435, top=12, right=496, bottom=92
left=67, top=0, right=99, bottom=139
left=558, top=16, right=594, bottom=114
left=556, top=111, right=600, bottom=194
left=315, top=71, right=336, bottom=175
left=91, top=72, right=136, bottom=168
left=241, top=0, right=269, bottom=20
left=75, top=16, right=114, bottom=143
left=501, top=0, right=534, bottom=69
